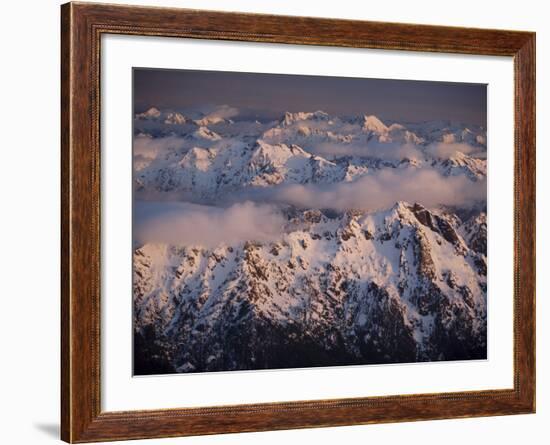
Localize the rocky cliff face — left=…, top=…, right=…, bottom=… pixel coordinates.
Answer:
left=133, top=202, right=486, bottom=374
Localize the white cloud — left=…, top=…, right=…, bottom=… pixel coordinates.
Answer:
left=134, top=134, right=188, bottom=159
left=239, top=167, right=486, bottom=212
left=425, top=142, right=485, bottom=159
left=134, top=201, right=285, bottom=248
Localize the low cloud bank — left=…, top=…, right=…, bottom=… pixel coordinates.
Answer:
left=134, top=168, right=486, bottom=248
left=134, top=201, right=285, bottom=247
left=236, top=167, right=486, bottom=212
left=134, top=134, right=188, bottom=160
left=425, top=142, right=486, bottom=159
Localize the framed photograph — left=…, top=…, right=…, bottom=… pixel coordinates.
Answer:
left=61, top=2, right=535, bottom=442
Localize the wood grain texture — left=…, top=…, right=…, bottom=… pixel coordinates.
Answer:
left=60, top=2, right=536, bottom=442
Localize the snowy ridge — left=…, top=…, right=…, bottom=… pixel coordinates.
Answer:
left=132, top=106, right=487, bottom=374
left=134, top=109, right=487, bottom=200
left=134, top=203, right=487, bottom=373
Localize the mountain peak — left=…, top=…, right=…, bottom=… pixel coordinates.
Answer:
left=194, top=115, right=229, bottom=126
left=137, top=107, right=161, bottom=120
left=164, top=111, right=189, bottom=125
left=281, top=110, right=330, bottom=126
left=193, top=126, right=222, bottom=141
left=134, top=201, right=487, bottom=374
left=362, top=115, right=388, bottom=133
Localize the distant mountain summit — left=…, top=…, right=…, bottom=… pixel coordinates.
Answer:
left=280, top=110, right=331, bottom=126
left=136, top=107, right=193, bottom=126
left=133, top=108, right=487, bottom=199
left=362, top=114, right=388, bottom=133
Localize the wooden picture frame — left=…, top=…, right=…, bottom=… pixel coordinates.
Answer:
left=61, top=2, right=535, bottom=442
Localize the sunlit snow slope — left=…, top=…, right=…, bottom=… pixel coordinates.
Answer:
left=132, top=107, right=487, bottom=374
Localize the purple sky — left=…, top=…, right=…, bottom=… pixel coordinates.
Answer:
left=134, top=68, right=487, bottom=126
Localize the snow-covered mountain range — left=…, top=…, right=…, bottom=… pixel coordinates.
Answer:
left=132, top=106, right=487, bottom=374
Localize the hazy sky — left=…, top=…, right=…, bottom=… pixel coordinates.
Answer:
left=134, top=68, right=487, bottom=126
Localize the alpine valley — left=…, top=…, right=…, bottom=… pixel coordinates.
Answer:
left=132, top=106, right=488, bottom=375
